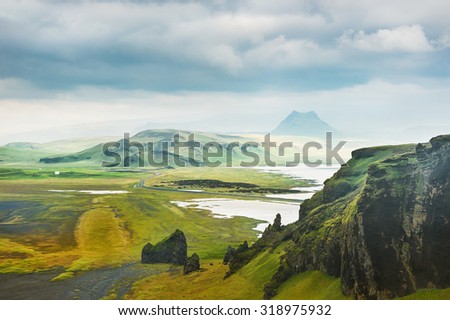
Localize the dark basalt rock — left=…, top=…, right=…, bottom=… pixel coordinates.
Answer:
left=141, top=229, right=187, bottom=265
left=223, top=241, right=249, bottom=265
left=184, top=253, right=200, bottom=274
left=272, top=213, right=282, bottom=232
left=223, top=246, right=236, bottom=265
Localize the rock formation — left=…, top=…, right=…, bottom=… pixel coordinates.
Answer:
left=184, top=253, right=200, bottom=274
left=222, top=241, right=249, bottom=265
left=141, top=229, right=187, bottom=265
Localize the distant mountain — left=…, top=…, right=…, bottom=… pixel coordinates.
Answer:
left=272, top=111, right=335, bottom=137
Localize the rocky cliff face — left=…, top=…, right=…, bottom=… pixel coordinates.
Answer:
left=263, top=135, right=450, bottom=299
left=141, top=229, right=187, bottom=265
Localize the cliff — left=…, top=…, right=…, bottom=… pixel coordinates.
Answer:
left=236, top=135, right=450, bottom=299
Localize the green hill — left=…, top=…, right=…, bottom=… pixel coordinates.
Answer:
left=37, top=129, right=265, bottom=167
left=1, top=136, right=119, bottom=165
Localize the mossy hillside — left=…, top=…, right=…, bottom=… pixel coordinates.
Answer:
left=127, top=240, right=351, bottom=300
left=274, top=271, right=346, bottom=300
left=261, top=136, right=450, bottom=299
left=127, top=242, right=290, bottom=300
left=0, top=147, right=53, bottom=164
left=276, top=144, right=417, bottom=282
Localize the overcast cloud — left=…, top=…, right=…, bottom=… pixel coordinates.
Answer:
left=0, top=0, right=449, bottom=142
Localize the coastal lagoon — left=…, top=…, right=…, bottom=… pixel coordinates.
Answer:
left=173, top=165, right=340, bottom=232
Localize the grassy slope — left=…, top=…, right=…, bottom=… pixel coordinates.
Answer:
left=126, top=241, right=353, bottom=300
left=293, top=144, right=418, bottom=267
left=276, top=146, right=415, bottom=291
left=70, top=200, right=132, bottom=271
left=126, top=242, right=290, bottom=300
left=273, top=271, right=450, bottom=300
left=0, top=147, right=52, bottom=164
left=266, top=143, right=450, bottom=301
left=399, top=289, right=450, bottom=300
left=274, top=271, right=346, bottom=300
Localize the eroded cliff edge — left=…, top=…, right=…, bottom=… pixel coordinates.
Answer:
left=247, top=135, right=449, bottom=299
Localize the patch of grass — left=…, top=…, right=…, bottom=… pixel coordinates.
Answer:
left=0, top=238, right=35, bottom=261
left=273, top=271, right=347, bottom=300
left=398, top=288, right=450, bottom=300
left=125, top=261, right=253, bottom=300
left=146, top=167, right=310, bottom=190
left=0, top=147, right=52, bottom=164
left=238, top=242, right=290, bottom=287
left=0, top=238, right=78, bottom=273
left=127, top=243, right=289, bottom=300
left=106, top=189, right=261, bottom=261
left=0, top=167, right=144, bottom=180
left=68, top=201, right=132, bottom=271
left=51, top=271, right=75, bottom=282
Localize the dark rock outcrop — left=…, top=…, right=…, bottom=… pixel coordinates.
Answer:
left=224, top=215, right=295, bottom=280
left=272, top=213, right=282, bottom=232
left=141, top=229, right=187, bottom=265
left=223, top=246, right=237, bottom=265
left=184, top=253, right=200, bottom=274
left=223, top=241, right=249, bottom=264
left=223, top=241, right=253, bottom=277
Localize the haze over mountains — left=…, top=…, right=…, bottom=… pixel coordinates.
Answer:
left=1, top=109, right=449, bottom=149
left=0, top=109, right=353, bottom=166
left=271, top=111, right=336, bottom=137
left=0, top=110, right=337, bottom=146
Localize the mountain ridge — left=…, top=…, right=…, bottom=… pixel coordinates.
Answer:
left=36, top=129, right=260, bottom=166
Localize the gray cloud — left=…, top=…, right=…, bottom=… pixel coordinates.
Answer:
left=1, top=79, right=450, bottom=142
left=1, top=0, right=450, bottom=143
left=0, top=0, right=449, bottom=92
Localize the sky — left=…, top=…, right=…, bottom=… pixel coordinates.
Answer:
left=0, top=0, right=450, bottom=143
